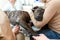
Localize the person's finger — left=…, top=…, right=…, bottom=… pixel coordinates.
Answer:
left=39, top=34, right=44, bottom=36
left=15, top=27, right=19, bottom=31
left=16, top=25, right=20, bottom=28
left=16, top=27, right=19, bottom=29
left=32, top=36, right=37, bottom=39
left=15, top=26, right=19, bottom=29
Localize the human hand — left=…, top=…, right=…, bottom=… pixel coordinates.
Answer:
left=32, top=34, right=49, bottom=40
left=12, top=24, right=20, bottom=34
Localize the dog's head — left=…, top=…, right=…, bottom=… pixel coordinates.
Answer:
left=4, top=11, right=20, bottom=25
left=32, top=7, right=45, bottom=21
left=4, top=11, right=31, bottom=25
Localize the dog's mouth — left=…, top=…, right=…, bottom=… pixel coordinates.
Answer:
left=34, top=15, right=43, bottom=21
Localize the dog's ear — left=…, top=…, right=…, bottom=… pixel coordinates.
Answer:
left=32, top=6, right=39, bottom=13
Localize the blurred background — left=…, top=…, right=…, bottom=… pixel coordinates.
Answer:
left=0, top=0, right=44, bottom=10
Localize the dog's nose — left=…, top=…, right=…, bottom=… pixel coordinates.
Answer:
left=35, top=15, right=40, bottom=20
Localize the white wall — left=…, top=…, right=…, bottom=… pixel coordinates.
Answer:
left=0, top=0, right=8, bottom=9
left=0, top=0, right=44, bottom=10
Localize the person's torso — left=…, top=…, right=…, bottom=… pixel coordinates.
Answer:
left=48, top=0, right=60, bottom=34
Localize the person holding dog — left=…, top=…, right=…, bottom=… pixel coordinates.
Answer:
left=25, top=0, right=60, bottom=39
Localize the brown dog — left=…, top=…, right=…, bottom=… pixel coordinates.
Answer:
left=4, top=7, right=44, bottom=36
left=4, top=11, right=39, bottom=36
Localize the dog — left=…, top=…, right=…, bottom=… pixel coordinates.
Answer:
left=4, top=7, right=44, bottom=36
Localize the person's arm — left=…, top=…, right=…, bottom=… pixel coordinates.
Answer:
left=0, top=11, right=16, bottom=40
left=28, top=0, right=59, bottom=28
